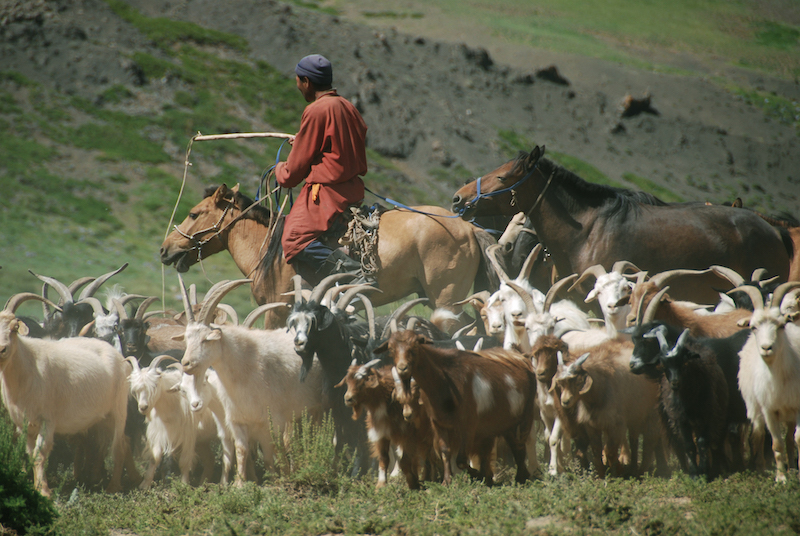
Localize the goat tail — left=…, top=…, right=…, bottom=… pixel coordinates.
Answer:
left=472, top=228, right=501, bottom=293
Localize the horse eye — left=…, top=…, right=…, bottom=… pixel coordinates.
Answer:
left=497, top=175, right=508, bottom=183
left=189, top=213, right=198, bottom=220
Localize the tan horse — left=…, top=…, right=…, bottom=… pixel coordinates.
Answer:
left=160, top=184, right=497, bottom=327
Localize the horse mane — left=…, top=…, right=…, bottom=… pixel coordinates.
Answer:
left=509, top=152, right=668, bottom=221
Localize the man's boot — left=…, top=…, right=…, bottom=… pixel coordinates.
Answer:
left=320, top=249, right=376, bottom=286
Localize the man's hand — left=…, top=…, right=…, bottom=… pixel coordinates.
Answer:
left=287, top=135, right=296, bottom=146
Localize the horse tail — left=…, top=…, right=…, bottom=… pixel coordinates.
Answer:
left=472, top=228, right=501, bottom=293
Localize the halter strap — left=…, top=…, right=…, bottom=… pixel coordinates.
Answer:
left=460, top=159, right=541, bottom=214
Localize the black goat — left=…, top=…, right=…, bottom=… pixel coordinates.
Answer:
left=654, top=328, right=729, bottom=480
left=286, top=274, right=380, bottom=477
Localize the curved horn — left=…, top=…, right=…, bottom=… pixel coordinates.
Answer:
left=78, top=263, right=129, bottom=300
left=149, top=354, right=177, bottom=373
left=643, top=324, right=670, bottom=354
left=112, top=298, right=129, bottom=321
left=134, top=297, right=160, bottom=321
left=29, top=271, right=73, bottom=305
left=517, top=243, right=544, bottom=283
left=454, top=291, right=491, bottom=308
left=67, top=276, right=96, bottom=297
left=214, top=303, right=239, bottom=325
left=198, top=279, right=251, bottom=325
left=76, top=297, right=106, bottom=318
left=308, top=273, right=354, bottom=304
left=292, top=274, right=305, bottom=304
left=177, top=274, right=195, bottom=324
left=505, top=281, right=537, bottom=314
left=648, top=268, right=710, bottom=290
left=355, top=358, right=383, bottom=379
left=380, top=298, right=430, bottom=339
left=78, top=320, right=95, bottom=337
left=728, top=285, right=765, bottom=311
left=665, top=328, right=691, bottom=358
left=406, top=317, right=419, bottom=333
left=485, top=244, right=511, bottom=283
left=641, top=286, right=671, bottom=325
left=568, top=352, right=590, bottom=373
left=118, top=294, right=149, bottom=311
left=611, top=260, right=641, bottom=275
left=770, top=281, right=800, bottom=311
left=570, top=264, right=608, bottom=293
left=452, top=320, right=477, bottom=339
left=242, top=303, right=290, bottom=328
left=335, top=285, right=383, bottom=312
left=544, top=274, right=578, bottom=313
left=4, top=293, right=62, bottom=314
left=188, top=284, right=198, bottom=306
left=125, top=355, right=140, bottom=373
left=751, top=268, right=769, bottom=283
left=710, top=265, right=745, bottom=288
left=356, top=293, right=377, bottom=340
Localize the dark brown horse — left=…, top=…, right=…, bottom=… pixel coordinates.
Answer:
left=160, top=184, right=497, bottom=327
left=451, top=146, right=792, bottom=303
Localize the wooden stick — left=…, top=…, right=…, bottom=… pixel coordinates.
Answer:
left=193, top=132, right=293, bottom=142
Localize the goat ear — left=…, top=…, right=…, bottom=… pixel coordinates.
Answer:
left=13, top=319, right=29, bottom=336
left=417, top=334, right=432, bottom=345
left=172, top=333, right=185, bottom=342
left=318, top=309, right=335, bottom=331
left=585, top=289, right=598, bottom=303
left=787, top=312, right=800, bottom=322
left=205, top=330, right=222, bottom=341
left=737, top=317, right=751, bottom=328
left=373, top=340, right=389, bottom=354
left=167, top=383, right=181, bottom=392
left=334, top=376, right=347, bottom=389
left=578, top=374, right=593, bottom=395
left=365, top=369, right=379, bottom=388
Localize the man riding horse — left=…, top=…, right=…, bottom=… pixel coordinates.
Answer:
left=276, top=53, right=373, bottom=285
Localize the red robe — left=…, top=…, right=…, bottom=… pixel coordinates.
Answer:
left=275, top=92, right=368, bottom=261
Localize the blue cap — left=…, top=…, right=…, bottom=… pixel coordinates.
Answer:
left=295, top=54, right=333, bottom=86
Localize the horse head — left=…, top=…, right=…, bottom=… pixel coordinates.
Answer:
left=160, top=184, right=240, bottom=273
left=451, top=145, right=544, bottom=219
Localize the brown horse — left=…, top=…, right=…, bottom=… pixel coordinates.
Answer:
left=451, top=146, right=792, bottom=303
left=160, top=184, right=497, bottom=327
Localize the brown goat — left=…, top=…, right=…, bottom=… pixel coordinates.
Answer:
left=335, top=360, right=435, bottom=489
left=376, top=330, right=536, bottom=486
left=624, top=269, right=751, bottom=338
left=530, top=335, right=572, bottom=475
left=552, top=339, right=663, bottom=478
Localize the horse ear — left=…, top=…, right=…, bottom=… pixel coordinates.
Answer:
left=212, top=184, right=229, bottom=204
left=526, top=146, right=541, bottom=170
left=232, top=183, right=240, bottom=194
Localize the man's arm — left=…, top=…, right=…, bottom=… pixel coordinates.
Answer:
left=275, top=108, right=325, bottom=188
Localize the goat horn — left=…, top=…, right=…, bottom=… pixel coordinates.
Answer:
left=710, top=265, right=745, bottom=287
left=570, top=264, right=608, bottom=292
left=770, top=281, right=800, bottom=311
left=76, top=297, right=106, bottom=318
left=124, top=355, right=140, bottom=373
left=149, top=354, right=177, bottom=373
left=729, top=285, right=765, bottom=311
left=309, top=273, right=354, bottom=305
left=29, top=271, right=73, bottom=305
left=189, top=284, right=198, bottom=306
left=643, top=324, right=671, bottom=354
left=67, top=276, right=96, bottom=297
left=518, top=243, right=544, bottom=283
left=78, top=320, right=95, bottom=337
left=134, top=297, right=160, bottom=321
left=452, top=320, right=477, bottom=339
left=380, top=298, right=429, bottom=340
left=759, top=275, right=780, bottom=288
left=611, top=260, right=641, bottom=275
left=544, top=274, right=578, bottom=313
left=485, top=244, right=511, bottom=283
left=355, top=358, right=382, bottom=380
left=406, top=317, right=418, bottom=332
left=198, top=279, right=251, bottom=326
left=78, top=263, right=129, bottom=300
left=214, top=303, right=239, bottom=325
left=665, top=328, right=690, bottom=359
left=112, top=298, right=129, bottom=320
left=389, top=318, right=398, bottom=335
left=4, top=293, right=62, bottom=314
left=454, top=291, right=491, bottom=308
left=556, top=350, right=564, bottom=367
left=292, top=274, right=305, bottom=304
left=641, top=286, right=671, bottom=325
left=648, top=268, right=710, bottom=290
left=177, top=274, right=195, bottom=323
left=505, top=281, right=537, bottom=314
left=566, top=352, right=590, bottom=375
left=356, top=293, right=377, bottom=340
left=336, top=285, right=382, bottom=313
left=242, top=303, right=289, bottom=328
left=751, top=268, right=769, bottom=283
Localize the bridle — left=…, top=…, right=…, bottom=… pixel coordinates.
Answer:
left=460, top=159, right=555, bottom=217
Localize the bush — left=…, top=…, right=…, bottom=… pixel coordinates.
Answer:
left=0, top=414, right=57, bottom=534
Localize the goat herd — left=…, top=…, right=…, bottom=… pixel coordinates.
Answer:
left=2, top=218, right=800, bottom=500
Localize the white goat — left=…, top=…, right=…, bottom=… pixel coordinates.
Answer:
left=127, top=355, right=230, bottom=488
left=570, top=262, right=639, bottom=338
left=0, top=293, right=137, bottom=497
left=176, top=278, right=326, bottom=486
left=736, top=282, right=800, bottom=482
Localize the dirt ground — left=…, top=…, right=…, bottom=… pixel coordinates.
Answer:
left=2, top=0, right=799, bottom=214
